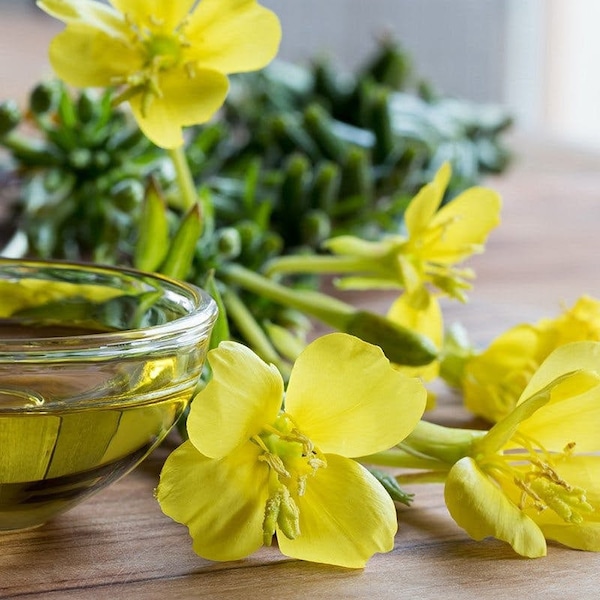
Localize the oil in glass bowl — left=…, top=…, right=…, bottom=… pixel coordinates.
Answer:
left=0, top=260, right=217, bottom=531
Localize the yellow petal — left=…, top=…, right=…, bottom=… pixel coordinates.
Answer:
left=445, top=457, right=547, bottom=557
left=110, top=0, right=196, bottom=30
left=517, top=373, right=600, bottom=453
left=277, top=455, right=397, bottom=568
left=421, top=186, right=502, bottom=264
left=186, top=341, right=283, bottom=459
left=476, top=374, right=567, bottom=455
left=520, top=341, right=600, bottom=402
left=38, top=0, right=126, bottom=36
left=157, top=440, right=270, bottom=561
left=284, top=333, right=426, bottom=457
left=540, top=522, right=600, bottom=552
left=185, top=0, right=281, bottom=74
left=404, top=162, right=451, bottom=238
left=462, top=324, right=541, bottom=423
left=517, top=342, right=600, bottom=452
left=47, top=25, right=139, bottom=88
left=128, top=68, right=229, bottom=148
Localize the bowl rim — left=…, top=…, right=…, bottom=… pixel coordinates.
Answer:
left=0, top=257, right=218, bottom=355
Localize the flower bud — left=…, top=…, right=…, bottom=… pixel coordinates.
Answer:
left=300, top=209, right=331, bottom=246
left=111, top=178, right=145, bottom=210
left=29, top=81, right=61, bottom=115
left=216, top=227, right=242, bottom=260
left=0, top=100, right=21, bottom=137
left=345, top=310, right=438, bottom=366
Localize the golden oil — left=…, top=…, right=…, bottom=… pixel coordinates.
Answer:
left=0, top=324, right=193, bottom=531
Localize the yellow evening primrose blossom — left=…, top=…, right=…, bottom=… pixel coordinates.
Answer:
left=463, top=295, right=600, bottom=423
left=37, top=0, right=281, bottom=148
left=157, top=332, right=427, bottom=568
left=445, top=341, right=600, bottom=557
left=323, top=162, right=502, bottom=305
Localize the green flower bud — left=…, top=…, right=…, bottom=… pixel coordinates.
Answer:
left=68, top=148, right=93, bottom=169
left=216, top=226, right=242, bottom=260
left=300, top=209, right=331, bottom=246
left=303, top=103, right=348, bottom=163
left=0, top=100, right=21, bottom=137
left=76, top=90, right=98, bottom=124
left=29, top=80, right=61, bottom=115
left=309, top=160, right=340, bottom=212
left=259, top=231, right=284, bottom=260
left=111, top=178, right=145, bottom=210
left=235, top=220, right=263, bottom=252
left=92, top=150, right=111, bottom=170
left=345, top=310, right=438, bottom=366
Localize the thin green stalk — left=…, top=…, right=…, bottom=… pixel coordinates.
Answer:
left=169, top=145, right=202, bottom=218
left=265, top=254, right=376, bottom=277
left=359, top=446, right=450, bottom=472
left=221, top=284, right=291, bottom=379
left=220, top=263, right=438, bottom=367
left=220, top=262, right=355, bottom=330
left=403, top=420, right=486, bottom=465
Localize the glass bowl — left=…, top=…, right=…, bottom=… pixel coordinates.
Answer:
left=0, top=258, right=217, bottom=531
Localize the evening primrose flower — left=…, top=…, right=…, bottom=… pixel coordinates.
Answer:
left=157, top=332, right=427, bottom=568
left=463, top=295, right=600, bottom=423
left=37, top=0, right=281, bottom=148
left=445, top=341, right=600, bottom=557
left=321, top=162, right=501, bottom=303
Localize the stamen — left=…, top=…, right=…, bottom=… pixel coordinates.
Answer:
left=258, top=452, right=291, bottom=479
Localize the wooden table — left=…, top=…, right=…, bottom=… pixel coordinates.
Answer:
left=2, top=139, right=600, bottom=599
left=4, top=7, right=600, bottom=600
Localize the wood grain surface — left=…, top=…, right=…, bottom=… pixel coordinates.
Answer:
left=1, top=138, right=600, bottom=599
left=3, top=7, right=600, bottom=600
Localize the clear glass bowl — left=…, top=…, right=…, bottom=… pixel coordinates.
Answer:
left=0, top=258, right=217, bottom=531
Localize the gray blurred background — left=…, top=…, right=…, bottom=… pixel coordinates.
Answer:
left=3, top=0, right=600, bottom=147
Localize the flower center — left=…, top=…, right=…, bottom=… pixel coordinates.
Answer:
left=517, top=461, right=593, bottom=524
left=144, top=34, right=183, bottom=70
left=253, top=413, right=326, bottom=544
left=483, top=435, right=594, bottom=524
left=111, top=14, right=191, bottom=116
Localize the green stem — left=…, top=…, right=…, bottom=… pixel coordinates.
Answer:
left=403, top=420, right=486, bottom=465
left=169, top=145, right=202, bottom=218
left=265, top=254, right=377, bottom=277
left=359, top=446, right=450, bottom=472
left=220, top=263, right=355, bottom=330
left=221, top=284, right=291, bottom=379
left=219, top=263, right=438, bottom=367
left=3, top=133, right=61, bottom=166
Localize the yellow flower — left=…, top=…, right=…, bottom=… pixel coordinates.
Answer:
left=37, top=0, right=281, bottom=148
left=323, top=162, right=502, bottom=304
left=463, top=295, right=600, bottom=422
left=445, top=342, right=600, bottom=557
left=157, top=332, right=426, bottom=568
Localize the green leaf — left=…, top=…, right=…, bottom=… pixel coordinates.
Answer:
left=368, top=468, right=414, bottom=506
left=160, top=204, right=202, bottom=280
left=134, top=179, right=170, bottom=273
left=203, top=271, right=230, bottom=349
